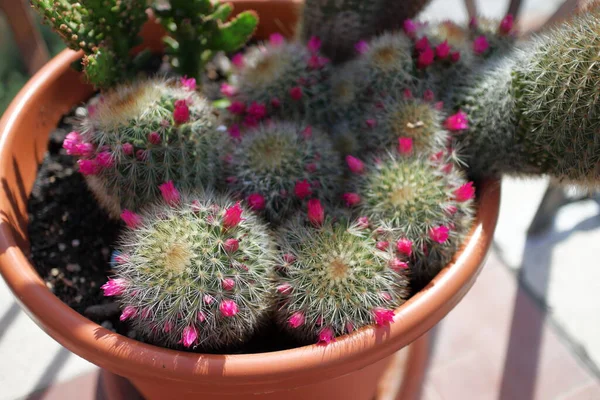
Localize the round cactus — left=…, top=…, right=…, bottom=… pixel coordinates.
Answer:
left=64, top=77, right=224, bottom=218
left=468, top=15, right=517, bottom=58
left=274, top=215, right=410, bottom=344
left=350, top=153, right=475, bottom=288
left=102, top=184, right=277, bottom=351
left=226, top=35, right=331, bottom=126
left=226, top=121, right=342, bottom=224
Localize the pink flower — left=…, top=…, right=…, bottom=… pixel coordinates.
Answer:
left=87, top=104, right=96, bottom=117
left=454, top=181, right=475, bottom=202
left=247, top=102, right=267, bottom=119
left=308, top=54, right=329, bottom=69
left=356, top=216, right=369, bottom=229
left=282, top=253, right=296, bottom=264
left=223, top=238, right=239, bottom=253
left=173, top=102, right=190, bottom=124
left=77, top=159, right=100, bottom=175
left=121, top=209, right=142, bottom=229
left=403, top=88, right=413, bottom=99
left=247, top=193, right=266, bottom=211
left=436, top=40, right=451, bottom=59
left=288, top=311, right=305, bottom=328
left=429, top=226, right=450, bottom=243
left=445, top=204, right=458, bottom=215
left=222, top=278, right=236, bottom=290
left=415, top=36, right=430, bottom=53
left=346, top=322, right=354, bottom=333
left=473, top=35, right=489, bottom=55
left=159, top=181, right=181, bottom=206
left=228, top=124, right=241, bottom=138
left=197, top=311, right=206, bottom=322
left=219, top=299, right=239, bottom=317
left=231, top=53, right=245, bottom=68
left=220, top=83, right=237, bottom=97
left=307, top=36, right=321, bottom=52
left=417, top=46, right=435, bottom=69
left=163, top=321, right=173, bottom=333
left=444, top=110, right=469, bottom=131
left=269, top=32, right=285, bottom=46
left=277, top=283, right=293, bottom=295
left=182, top=326, right=198, bottom=348
left=136, top=149, right=148, bottom=161
left=450, top=51, right=461, bottom=63
left=397, top=137, right=413, bottom=155
left=243, top=115, right=258, bottom=129
left=227, top=101, right=246, bottom=115
left=376, top=241, right=390, bottom=251
left=300, top=125, right=313, bottom=139
left=77, top=143, right=95, bottom=157
left=318, top=327, right=335, bottom=345
left=403, top=19, right=417, bottom=37
left=396, top=239, right=413, bottom=256
left=423, top=89, right=435, bottom=101
left=95, top=151, right=114, bottom=168
left=121, top=142, right=134, bottom=155
left=305, top=162, right=317, bottom=173
left=365, top=119, right=377, bottom=128
left=295, top=180, right=313, bottom=199
left=307, top=198, right=325, bottom=227
left=342, top=192, right=361, bottom=207
left=271, top=97, right=281, bottom=108
left=289, top=86, right=303, bottom=101
left=223, top=203, right=244, bottom=228
left=147, top=131, right=161, bottom=145
left=114, top=254, right=129, bottom=264
left=345, top=155, right=364, bottom=174
left=119, top=306, right=137, bottom=321
left=180, top=76, right=197, bottom=91
left=101, top=278, right=127, bottom=296
left=373, top=308, right=395, bottom=326
left=355, top=40, right=369, bottom=54
left=499, top=14, right=514, bottom=35
left=63, top=131, right=82, bottom=155
left=203, top=294, right=214, bottom=305
left=389, top=258, right=409, bottom=272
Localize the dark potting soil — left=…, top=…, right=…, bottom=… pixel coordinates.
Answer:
left=26, top=111, right=298, bottom=354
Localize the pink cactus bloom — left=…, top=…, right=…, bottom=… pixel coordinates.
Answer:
left=269, top=32, right=285, bottom=46
left=403, top=88, right=413, bottom=99
left=305, top=162, right=318, bottom=173
left=318, top=327, right=335, bottom=345
left=63, top=131, right=83, bottom=155
left=307, top=36, right=322, bottom=52
left=182, top=326, right=198, bottom=348
left=415, top=36, right=430, bottom=53
left=417, top=46, right=435, bottom=69
left=159, top=181, right=181, bottom=206
left=396, top=238, right=413, bottom=256
left=436, top=40, right=451, bottom=59
left=203, top=294, right=214, bottom=305
left=356, top=216, right=369, bottom=229
left=119, top=306, right=137, bottom=321
left=444, top=110, right=469, bottom=131
left=219, top=299, right=239, bottom=317
left=163, top=321, right=174, bottom=333
left=227, top=101, right=246, bottom=115
left=77, top=143, right=95, bottom=157
left=247, top=102, right=267, bottom=119
left=365, top=119, right=377, bottom=128
left=173, top=102, right=190, bottom=124
left=376, top=241, right=390, bottom=251
left=373, top=308, right=395, bottom=326
left=342, top=192, right=361, bottom=207
left=307, top=54, right=329, bottom=69
left=294, top=180, right=313, bottom=199
left=231, top=53, right=245, bottom=68
left=180, top=76, right=197, bottom=91
left=288, top=311, right=305, bottom=328
left=423, top=89, right=435, bottom=101
left=389, top=258, right=409, bottom=272
left=499, top=14, right=514, bottom=35
left=445, top=204, right=458, bottom=215
left=77, top=159, right=100, bottom=175
left=228, top=124, right=241, bottom=138
left=223, top=202, right=244, bottom=228
left=289, top=86, right=303, bottom=101
left=454, top=181, right=475, bottom=202
left=277, top=283, right=293, bottom=295
left=220, top=83, right=237, bottom=97
left=197, top=312, right=206, bottom=322
left=122, top=143, right=134, bottom=155
left=300, top=125, right=313, bottom=139
left=355, top=40, right=369, bottom=54
left=222, top=278, right=236, bottom=290
left=95, top=152, right=114, bottom=168
left=121, top=209, right=142, bottom=229
left=282, top=253, right=296, bottom=264
left=450, top=51, right=461, bottom=63
left=307, top=199, right=325, bottom=227
left=345, top=155, right=365, bottom=174
left=147, top=132, right=161, bottom=145
left=429, top=226, right=450, bottom=243
left=473, top=35, right=490, bottom=55
left=397, top=137, right=413, bottom=155
left=101, top=278, right=127, bottom=296
left=223, top=238, right=239, bottom=253
left=403, top=19, right=417, bottom=37
left=380, top=292, right=392, bottom=301
left=271, top=97, right=281, bottom=108
left=247, top=193, right=266, bottom=211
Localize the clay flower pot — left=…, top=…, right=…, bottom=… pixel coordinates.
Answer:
left=0, top=1, right=500, bottom=399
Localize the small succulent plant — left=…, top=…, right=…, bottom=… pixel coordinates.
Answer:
left=226, top=121, right=342, bottom=224
left=64, top=78, right=225, bottom=217
left=102, top=184, right=277, bottom=350
left=274, top=214, right=410, bottom=344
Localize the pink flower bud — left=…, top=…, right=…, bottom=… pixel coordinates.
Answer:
left=373, top=308, right=395, bottom=326
left=121, top=210, right=142, bottom=229
left=247, top=193, right=266, bottom=211
left=473, top=35, right=489, bottom=55
left=220, top=83, right=237, bottom=97
left=403, top=19, right=417, bottom=37
left=223, top=238, right=239, bottom=253
left=222, top=278, right=236, bottom=290
left=396, top=239, right=413, bottom=256
left=288, top=311, right=305, bottom=328
left=342, top=192, right=361, bottom=207
left=182, top=325, right=198, bottom=348
left=429, top=226, right=450, bottom=243
left=403, top=88, right=413, bottom=99
left=219, top=299, right=239, bottom=317
left=136, top=149, right=148, bottom=161
left=223, top=202, right=244, bottom=228
left=415, top=36, right=430, bottom=53
left=203, top=294, right=214, bottom=305
left=180, top=76, right=197, bottom=91
left=365, top=119, right=377, bottom=128
left=398, top=137, right=413, bottom=155
left=307, top=199, right=325, bottom=227
left=444, top=110, right=469, bottom=131
left=277, top=283, right=293, bottom=295
left=294, top=180, right=313, bottom=199
left=450, top=51, right=461, bottom=63
left=390, top=258, right=409, bottom=272
left=307, top=36, right=322, bottom=52
left=435, top=40, right=451, bottom=59
left=282, top=253, right=296, bottom=264
left=159, top=181, right=181, bottom=206
left=454, top=181, right=475, bottom=202
left=119, top=306, right=137, bottom=321
left=173, top=102, right=190, bottom=124
left=122, top=143, right=134, bottom=155
left=77, top=159, right=100, bottom=175
left=376, top=241, right=390, bottom=251
left=355, top=40, right=369, bottom=54
left=417, top=46, right=435, bottom=69
left=356, top=216, right=369, bottom=229
left=227, top=101, right=246, bottom=115
left=163, top=321, right=173, bottom=333
left=289, top=86, right=303, bottom=101
left=228, top=124, right=241, bottom=138
left=63, top=131, right=82, bottom=155
left=346, top=155, right=365, bottom=174
left=247, top=102, right=267, bottom=119
left=197, top=311, right=206, bottom=322
left=269, top=33, right=285, bottom=46
left=423, top=89, right=435, bottom=102
left=499, top=14, right=514, bottom=35
left=231, top=53, right=245, bottom=68
left=318, top=327, right=335, bottom=345
left=95, top=151, right=114, bottom=168
left=101, top=278, right=127, bottom=296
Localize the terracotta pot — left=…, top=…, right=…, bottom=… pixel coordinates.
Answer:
left=0, top=1, right=501, bottom=399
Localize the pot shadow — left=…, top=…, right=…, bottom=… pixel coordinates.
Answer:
left=0, top=302, right=20, bottom=343
left=0, top=157, right=31, bottom=254
left=498, top=212, right=600, bottom=400
left=24, top=347, right=72, bottom=400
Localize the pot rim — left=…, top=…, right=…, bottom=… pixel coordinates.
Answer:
left=0, top=1, right=501, bottom=388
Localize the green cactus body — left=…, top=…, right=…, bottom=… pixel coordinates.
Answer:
left=67, top=78, right=224, bottom=217
left=275, top=216, right=410, bottom=344
left=352, top=154, right=475, bottom=287
left=107, top=189, right=276, bottom=350
left=229, top=40, right=331, bottom=125
left=227, top=122, right=342, bottom=224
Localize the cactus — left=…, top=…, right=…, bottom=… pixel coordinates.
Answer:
left=31, top=0, right=148, bottom=88
left=468, top=15, right=517, bottom=58
left=153, top=0, right=258, bottom=82
left=350, top=153, right=475, bottom=288
left=374, top=0, right=433, bottom=34
left=102, top=185, right=277, bottom=351
left=63, top=78, right=225, bottom=218
left=454, top=9, right=600, bottom=187
left=226, top=35, right=331, bottom=126
left=226, top=122, right=342, bottom=224
left=274, top=215, right=410, bottom=344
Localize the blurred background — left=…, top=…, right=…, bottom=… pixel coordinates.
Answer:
left=0, top=0, right=599, bottom=399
